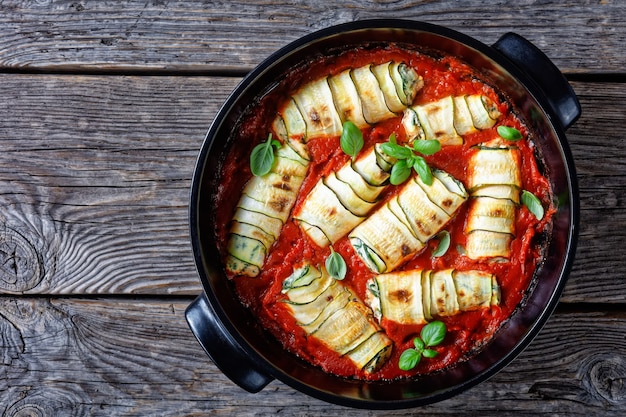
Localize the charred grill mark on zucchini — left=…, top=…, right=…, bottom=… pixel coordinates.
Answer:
left=366, top=268, right=500, bottom=325
left=226, top=143, right=310, bottom=277
left=349, top=169, right=468, bottom=273
left=282, top=264, right=392, bottom=373
left=402, top=94, right=501, bottom=145
left=465, top=141, right=522, bottom=260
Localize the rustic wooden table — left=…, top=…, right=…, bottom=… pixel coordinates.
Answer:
left=1, top=1, right=624, bottom=415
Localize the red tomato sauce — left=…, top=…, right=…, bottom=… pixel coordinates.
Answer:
left=213, top=44, right=554, bottom=381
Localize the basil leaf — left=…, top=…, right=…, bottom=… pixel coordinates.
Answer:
left=413, top=139, right=441, bottom=156
left=413, top=337, right=425, bottom=352
left=398, top=348, right=421, bottom=371
left=420, top=320, right=446, bottom=347
left=521, top=190, right=545, bottom=220
left=432, top=230, right=451, bottom=257
left=325, top=248, right=347, bottom=280
left=250, top=133, right=279, bottom=177
left=390, top=159, right=412, bottom=185
left=380, top=142, right=413, bottom=160
left=340, top=121, right=364, bottom=160
left=413, top=156, right=433, bottom=186
left=422, top=348, right=439, bottom=358
left=497, top=125, right=523, bottom=141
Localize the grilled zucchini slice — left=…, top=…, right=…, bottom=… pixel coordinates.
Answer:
left=312, top=300, right=379, bottom=355
left=351, top=64, right=398, bottom=123
left=283, top=265, right=333, bottom=305
left=371, top=61, right=407, bottom=113
left=227, top=234, right=266, bottom=269
left=419, top=169, right=469, bottom=216
left=466, top=229, right=513, bottom=259
left=232, top=206, right=283, bottom=240
left=453, top=270, right=499, bottom=311
left=350, top=169, right=467, bottom=273
left=349, top=204, right=425, bottom=273
left=465, top=94, right=501, bottom=130
left=453, top=95, right=478, bottom=135
left=415, top=96, right=463, bottom=146
left=336, top=162, right=384, bottom=203
left=468, top=145, right=522, bottom=191
left=274, top=61, right=422, bottom=143
left=429, top=269, right=460, bottom=317
left=299, top=288, right=352, bottom=334
left=398, top=177, right=452, bottom=242
left=375, top=270, right=426, bottom=325
left=328, top=68, right=369, bottom=126
left=389, top=62, right=424, bottom=106
left=365, top=268, right=500, bottom=325
left=471, top=184, right=521, bottom=204
left=348, top=331, right=393, bottom=373
left=294, top=180, right=363, bottom=247
left=353, top=143, right=394, bottom=186
left=296, top=144, right=395, bottom=248
left=282, top=264, right=392, bottom=373
left=465, top=142, right=522, bottom=260
left=292, top=77, right=343, bottom=139
left=402, top=94, right=501, bottom=144
left=226, top=143, right=309, bottom=276
left=324, top=172, right=377, bottom=217
left=465, top=196, right=517, bottom=235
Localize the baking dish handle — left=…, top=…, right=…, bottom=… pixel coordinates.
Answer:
left=492, top=32, right=581, bottom=130
left=185, top=293, right=274, bottom=393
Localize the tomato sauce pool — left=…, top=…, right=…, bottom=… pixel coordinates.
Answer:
left=213, top=44, right=554, bottom=381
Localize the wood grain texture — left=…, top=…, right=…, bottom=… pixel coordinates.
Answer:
left=0, top=298, right=624, bottom=416
left=0, top=0, right=623, bottom=74
left=0, top=75, right=624, bottom=302
left=0, top=74, right=238, bottom=295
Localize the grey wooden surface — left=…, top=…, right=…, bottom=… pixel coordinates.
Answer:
left=1, top=1, right=625, bottom=415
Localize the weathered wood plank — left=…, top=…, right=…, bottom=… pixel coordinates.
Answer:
left=0, top=74, right=239, bottom=295
left=0, top=75, right=623, bottom=303
left=0, top=0, right=623, bottom=74
left=0, top=298, right=624, bottom=416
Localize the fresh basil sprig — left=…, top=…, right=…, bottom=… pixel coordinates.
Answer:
left=380, top=137, right=441, bottom=186
left=497, top=125, right=523, bottom=141
left=325, top=247, right=347, bottom=280
left=340, top=121, right=364, bottom=160
left=250, top=133, right=281, bottom=177
left=398, top=321, right=447, bottom=371
left=521, top=190, right=544, bottom=220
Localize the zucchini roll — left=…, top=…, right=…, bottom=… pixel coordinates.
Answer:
left=294, top=143, right=394, bottom=247
left=366, top=268, right=500, bottom=325
left=226, top=144, right=309, bottom=277
left=282, top=264, right=393, bottom=373
left=465, top=141, right=522, bottom=260
left=349, top=169, right=468, bottom=273
left=272, top=61, right=423, bottom=148
left=402, top=95, right=501, bottom=145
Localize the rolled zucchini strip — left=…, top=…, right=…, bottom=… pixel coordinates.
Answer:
left=402, top=94, right=501, bottom=145
left=282, top=264, right=393, bottom=373
left=367, top=268, right=500, bottom=325
left=295, top=144, right=394, bottom=248
left=350, top=169, right=468, bottom=273
left=273, top=61, right=423, bottom=144
left=292, top=77, right=344, bottom=140
left=226, top=143, right=309, bottom=277
left=465, top=141, right=522, bottom=260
